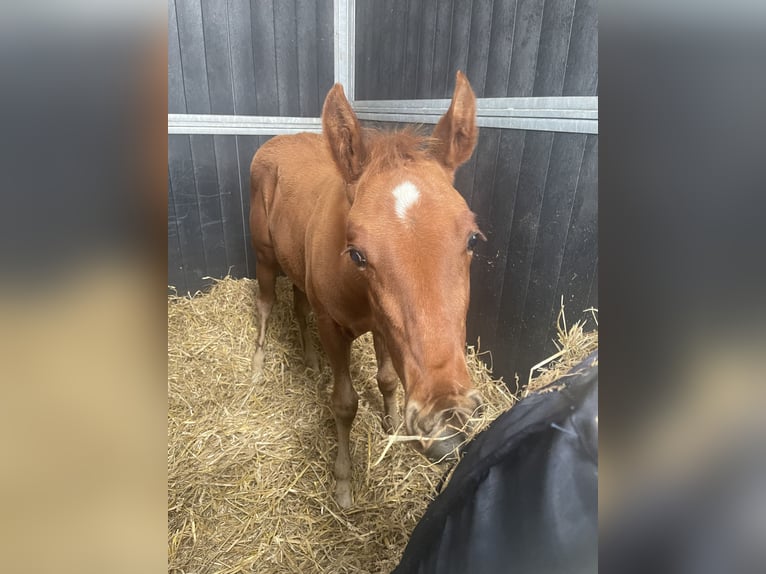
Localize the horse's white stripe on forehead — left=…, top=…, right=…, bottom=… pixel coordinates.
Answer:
left=392, top=181, right=420, bottom=221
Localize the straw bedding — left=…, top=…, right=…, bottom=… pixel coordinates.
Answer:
left=168, top=277, right=597, bottom=574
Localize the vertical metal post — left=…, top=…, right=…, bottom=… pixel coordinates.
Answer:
left=334, top=0, right=355, bottom=100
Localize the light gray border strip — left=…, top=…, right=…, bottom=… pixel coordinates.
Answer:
left=357, top=107, right=597, bottom=120
left=356, top=112, right=598, bottom=134
left=168, top=114, right=322, bottom=135
left=353, top=96, right=598, bottom=133
left=355, top=96, right=597, bottom=111
left=334, top=0, right=355, bottom=101
left=167, top=110, right=598, bottom=136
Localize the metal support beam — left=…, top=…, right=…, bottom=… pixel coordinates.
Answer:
left=168, top=114, right=322, bottom=136
left=353, top=96, right=598, bottom=134
left=355, top=112, right=597, bottom=134
left=334, top=0, right=355, bottom=99
left=353, top=96, right=597, bottom=113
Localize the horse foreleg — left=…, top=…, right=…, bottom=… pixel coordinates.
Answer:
left=251, top=259, right=277, bottom=382
left=317, top=315, right=358, bottom=509
left=373, top=333, right=401, bottom=433
left=293, top=284, right=320, bottom=372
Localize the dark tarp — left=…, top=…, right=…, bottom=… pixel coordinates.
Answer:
left=393, top=352, right=598, bottom=574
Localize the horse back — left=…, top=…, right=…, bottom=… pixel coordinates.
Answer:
left=249, top=133, right=345, bottom=292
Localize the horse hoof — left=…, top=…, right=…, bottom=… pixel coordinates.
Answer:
left=251, top=348, right=265, bottom=382
left=305, top=355, right=320, bottom=373
left=382, top=413, right=401, bottom=434
left=335, top=481, right=353, bottom=509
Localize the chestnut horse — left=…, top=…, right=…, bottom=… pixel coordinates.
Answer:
left=249, top=72, right=484, bottom=507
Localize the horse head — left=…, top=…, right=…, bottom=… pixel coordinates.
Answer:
left=323, top=72, right=485, bottom=461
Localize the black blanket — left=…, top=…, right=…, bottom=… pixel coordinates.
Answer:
left=393, top=352, right=598, bottom=574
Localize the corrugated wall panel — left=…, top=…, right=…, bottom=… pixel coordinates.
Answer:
left=168, top=135, right=206, bottom=291
left=202, top=1, right=235, bottom=116
left=167, top=170, right=186, bottom=293
left=213, top=135, right=248, bottom=278
left=176, top=0, right=211, bottom=114
left=464, top=1, right=493, bottom=97
left=511, top=132, right=587, bottom=376
left=236, top=136, right=263, bottom=279
left=168, top=134, right=278, bottom=294
left=507, top=0, right=545, bottom=97
left=533, top=0, right=577, bottom=97
left=491, top=131, right=554, bottom=378
left=168, top=0, right=186, bottom=114
left=483, top=0, right=516, bottom=97
left=468, top=129, right=526, bottom=353
left=316, top=0, right=335, bottom=108
left=416, top=0, right=438, bottom=98
left=167, top=0, right=334, bottom=118
left=252, top=1, right=280, bottom=116
left=355, top=0, right=597, bottom=100
left=189, top=134, right=227, bottom=280
left=563, top=0, right=598, bottom=96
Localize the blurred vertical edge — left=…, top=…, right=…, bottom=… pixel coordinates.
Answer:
left=0, top=3, right=167, bottom=574
left=601, top=2, right=766, bottom=574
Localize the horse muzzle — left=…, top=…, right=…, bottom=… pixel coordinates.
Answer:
left=407, top=393, right=483, bottom=462
left=418, top=428, right=467, bottom=462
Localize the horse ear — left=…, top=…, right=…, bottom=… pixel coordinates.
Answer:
left=432, top=71, right=478, bottom=176
left=322, top=83, right=366, bottom=191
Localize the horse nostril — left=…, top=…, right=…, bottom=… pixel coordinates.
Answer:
left=467, top=390, right=485, bottom=414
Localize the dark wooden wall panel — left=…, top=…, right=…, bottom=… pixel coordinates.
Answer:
left=252, top=1, right=280, bottom=116
left=228, top=1, right=258, bottom=115
left=484, top=0, right=516, bottom=97
left=508, top=0, right=545, bottom=97
left=169, top=134, right=279, bottom=294
left=469, top=129, right=526, bottom=350
left=533, top=0, right=576, bottom=96
left=448, top=1, right=473, bottom=87
left=512, top=133, right=587, bottom=374
left=464, top=0, right=493, bottom=96
left=168, top=0, right=334, bottom=118
left=274, top=1, right=300, bottom=116
left=416, top=0, right=438, bottom=98
left=202, top=0, right=235, bottom=115
left=167, top=171, right=186, bottom=293
left=213, top=135, right=248, bottom=278
left=402, top=0, right=423, bottom=99
left=356, top=0, right=597, bottom=100
left=316, top=0, right=335, bottom=109
left=555, top=135, right=598, bottom=318
left=168, top=135, right=206, bottom=291
left=296, top=0, right=319, bottom=116
left=431, top=0, right=455, bottom=98
left=176, top=0, right=211, bottom=114
left=189, top=135, right=227, bottom=280
left=168, top=0, right=186, bottom=114
left=492, top=131, right=553, bottom=376
left=563, top=0, right=598, bottom=96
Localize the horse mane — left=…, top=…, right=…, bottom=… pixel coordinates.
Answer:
left=361, top=126, right=439, bottom=173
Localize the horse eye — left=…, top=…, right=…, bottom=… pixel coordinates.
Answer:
left=349, top=248, right=367, bottom=269
left=467, top=233, right=480, bottom=252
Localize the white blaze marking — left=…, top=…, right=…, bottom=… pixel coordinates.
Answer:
left=392, top=181, right=420, bottom=221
